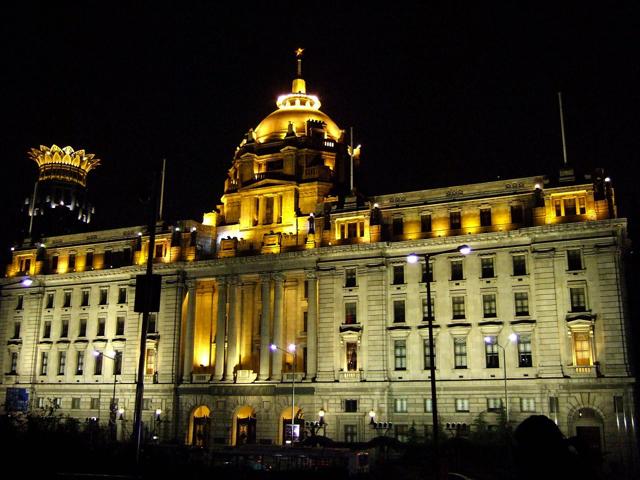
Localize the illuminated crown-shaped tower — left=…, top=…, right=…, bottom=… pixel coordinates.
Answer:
left=23, top=144, right=101, bottom=240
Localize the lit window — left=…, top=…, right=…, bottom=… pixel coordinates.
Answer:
left=76, top=351, right=84, bottom=375
left=424, top=398, right=432, bottom=412
left=455, top=399, right=469, bottom=412
left=518, top=335, right=533, bottom=367
left=487, top=398, right=503, bottom=412
left=40, top=351, right=49, bottom=375
left=573, top=332, right=592, bottom=366
left=521, top=398, right=536, bottom=412
left=454, top=338, right=467, bottom=368
left=394, top=398, right=408, bottom=413
left=514, top=292, right=529, bottom=316
left=482, top=294, right=497, bottom=318
left=344, top=302, right=357, bottom=324
left=484, top=337, right=499, bottom=368
left=346, top=342, right=358, bottom=371
left=57, top=351, right=66, bottom=375
left=452, top=296, right=465, bottom=319
left=345, top=268, right=357, bottom=288
left=570, top=287, right=587, bottom=312
left=481, top=257, right=495, bottom=278
left=394, top=340, right=407, bottom=370
left=145, top=348, right=156, bottom=375
left=344, top=425, right=357, bottom=443
left=423, top=339, right=436, bottom=369
left=422, top=297, right=435, bottom=321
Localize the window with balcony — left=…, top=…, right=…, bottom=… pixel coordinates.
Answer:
left=346, top=342, right=358, bottom=371
left=573, top=332, right=592, bottom=366
left=394, top=340, right=407, bottom=370
left=482, top=294, right=497, bottom=318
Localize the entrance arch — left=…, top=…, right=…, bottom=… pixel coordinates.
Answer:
left=187, top=405, right=211, bottom=447
left=232, top=405, right=256, bottom=445
left=278, top=405, right=303, bottom=445
left=570, top=407, right=605, bottom=457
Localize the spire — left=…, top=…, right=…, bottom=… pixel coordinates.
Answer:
left=292, top=47, right=306, bottom=94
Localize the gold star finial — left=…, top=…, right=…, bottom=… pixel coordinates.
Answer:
left=295, top=47, right=304, bottom=58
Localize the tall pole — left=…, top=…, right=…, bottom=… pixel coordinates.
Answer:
left=501, top=343, right=509, bottom=424
left=133, top=172, right=159, bottom=464
left=558, top=92, right=569, bottom=166
left=424, top=253, right=440, bottom=478
left=291, top=349, right=296, bottom=444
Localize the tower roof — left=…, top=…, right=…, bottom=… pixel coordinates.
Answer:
left=28, top=144, right=100, bottom=187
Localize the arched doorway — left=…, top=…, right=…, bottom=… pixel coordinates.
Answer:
left=233, top=406, right=256, bottom=445
left=188, top=405, right=211, bottom=447
left=572, top=407, right=604, bottom=458
left=279, top=405, right=303, bottom=444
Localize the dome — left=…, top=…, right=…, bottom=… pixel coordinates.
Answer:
left=254, top=106, right=342, bottom=144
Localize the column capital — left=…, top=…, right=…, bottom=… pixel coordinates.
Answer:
left=304, top=269, right=318, bottom=280
left=273, top=272, right=285, bottom=283
left=260, top=273, right=272, bottom=282
left=216, top=275, right=228, bottom=286
left=227, top=275, right=240, bottom=286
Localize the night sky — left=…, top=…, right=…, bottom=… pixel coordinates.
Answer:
left=2, top=2, right=639, bottom=266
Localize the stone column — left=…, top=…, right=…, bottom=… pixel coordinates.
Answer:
left=214, top=277, right=227, bottom=381
left=306, top=270, right=318, bottom=379
left=271, top=273, right=285, bottom=378
left=225, top=277, right=240, bottom=381
left=182, top=280, right=197, bottom=382
left=258, top=274, right=272, bottom=380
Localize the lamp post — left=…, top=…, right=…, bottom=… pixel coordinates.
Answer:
left=407, top=244, right=471, bottom=478
left=270, top=343, right=297, bottom=444
left=484, top=334, right=517, bottom=424
left=93, top=349, right=119, bottom=440
left=369, top=410, right=393, bottom=434
left=305, top=408, right=326, bottom=437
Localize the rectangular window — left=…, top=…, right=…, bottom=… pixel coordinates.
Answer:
left=57, top=351, right=66, bottom=375
left=393, top=265, right=405, bottom=284
left=40, top=352, right=49, bottom=375
left=90, top=398, right=100, bottom=410
left=103, top=250, right=112, bottom=267
left=512, top=255, right=527, bottom=276
left=450, top=211, right=461, bottom=230
left=567, top=250, right=583, bottom=271
left=46, top=292, right=55, bottom=309
left=421, top=261, right=433, bottom=283
left=485, top=337, right=500, bottom=368
left=72, top=398, right=81, bottom=409
left=481, top=257, right=495, bottom=278
left=85, top=252, right=94, bottom=269
left=68, top=253, right=76, bottom=271
left=99, top=287, right=108, bottom=305
left=392, top=217, right=404, bottom=236
left=97, top=317, right=106, bottom=337
left=514, top=292, right=529, bottom=316
left=480, top=208, right=492, bottom=227
left=118, top=287, right=127, bottom=304
left=394, top=398, right=408, bottom=413
left=344, top=425, right=357, bottom=443
left=344, top=302, right=357, bottom=324
left=578, top=197, right=587, bottom=214
left=554, top=199, right=562, bottom=217
left=145, top=349, right=156, bottom=375
left=302, top=311, right=308, bottom=333
left=63, top=291, right=72, bottom=308
left=482, top=294, right=497, bottom=318
left=155, top=244, right=164, bottom=259
left=452, top=296, right=465, bottom=319
left=76, top=351, right=85, bottom=375
left=13, top=321, right=21, bottom=339
left=79, top=318, right=87, bottom=337
left=423, top=339, right=436, bottom=369
left=613, top=396, right=624, bottom=415
left=424, top=398, right=432, bottom=412
left=94, top=353, right=103, bottom=375
left=344, top=399, right=358, bottom=412
left=573, top=332, right=592, bottom=366
left=148, top=313, right=157, bottom=333
left=510, top=205, right=524, bottom=224
left=455, top=399, right=469, bottom=412
left=487, top=398, right=503, bottom=412
left=394, top=340, right=407, bottom=370
left=114, top=351, right=123, bottom=375
left=521, top=398, right=536, bottom=412
left=395, top=424, right=409, bottom=443
left=570, top=287, right=587, bottom=312
left=60, top=319, right=69, bottom=338
left=81, top=289, right=90, bottom=307
left=450, top=260, right=463, bottom=280
left=51, top=255, right=59, bottom=272
left=454, top=338, right=467, bottom=368
left=10, top=352, right=18, bottom=373
left=345, top=268, right=357, bottom=288
left=422, top=297, right=435, bottom=321
left=303, top=279, right=309, bottom=299
left=564, top=197, right=577, bottom=216
left=393, top=300, right=406, bottom=323
left=421, top=214, right=432, bottom=232
left=264, top=197, right=274, bottom=224
left=549, top=396, right=559, bottom=414
left=116, top=316, right=126, bottom=336
left=518, top=335, right=533, bottom=367
left=43, top=321, right=51, bottom=339
left=346, top=342, right=358, bottom=371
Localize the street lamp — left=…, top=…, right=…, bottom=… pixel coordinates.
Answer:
left=407, top=244, right=471, bottom=477
left=484, top=334, right=517, bottom=424
left=369, top=410, right=393, bottom=434
left=305, top=408, right=327, bottom=437
left=270, top=343, right=297, bottom=444
left=93, top=349, right=120, bottom=440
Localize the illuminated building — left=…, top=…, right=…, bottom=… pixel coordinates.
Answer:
left=0, top=54, right=636, bottom=472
